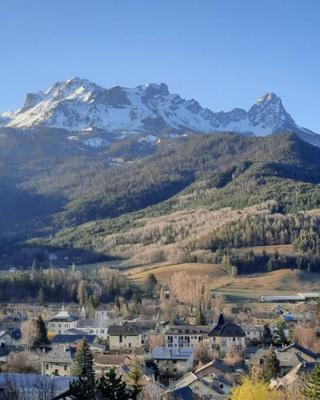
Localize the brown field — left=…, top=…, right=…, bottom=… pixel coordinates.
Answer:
left=128, top=262, right=320, bottom=299
left=128, top=263, right=228, bottom=286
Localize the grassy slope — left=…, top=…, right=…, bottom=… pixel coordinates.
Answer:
left=129, top=262, right=320, bottom=299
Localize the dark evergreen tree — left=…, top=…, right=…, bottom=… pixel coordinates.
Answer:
left=301, top=363, right=320, bottom=400
left=195, top=307, right=206, bottom=325
left=144, top=273, right=158, bottom=295
left=69, top=377, right=95, bottom=400
left=258, top=350, right=280, bottom=383
left=33, top=315, right=49, bottom=348
left=127, top=358, right=143, bottom=400
left=97, top=367, right=131, bottom=400
left=69, top=338, right=95, bottom=400
left=262, top=324, right=272, bottom=346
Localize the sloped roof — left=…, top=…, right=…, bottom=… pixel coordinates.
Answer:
left=194, top=359, right=232, bottom=374
left=278, top=343, right=319, bottom=362
left=209, top=315, right=245, bottom=338
left=49, top=311, right=77, bottom=322
left=93, top=353, right=127, bottom=366
left=269, top=362, right=316, bottom=390
left=52, top=334, right=97, bottom=345
left=41, top=346, right=76, bottom=363
left=108, top=322, right=141, bottom=336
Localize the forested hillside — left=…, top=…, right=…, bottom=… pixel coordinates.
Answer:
left=1, top=129, right=320, bottom=270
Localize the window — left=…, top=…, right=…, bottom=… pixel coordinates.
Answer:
left=64, top=365, right=68, bottom=371
left=233, top=337, right=236, bottom=341
left=119, top=335, right=123, bottom=343
left=46, top=364, right=49, bottom=370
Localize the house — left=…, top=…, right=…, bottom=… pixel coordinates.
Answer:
left=208, top=314, right=246, bottom=355
left=118, top=362, right=156, bottom=386
left=151, top=347, right=194, bottom=376
left=95, top=305, right=109, bottom=320
left=93, top=353, right=130, bottom=375
left=282, top=312, right=313, bottom=327
left=194, top=359, right=235, bottom=384
left=167, top=372, right=230, bottom=399
left=40, top=345, right=76, bottom=376
left=0, top=329, right=21, bottom=347
left=240, top=324, right=263, bottom=344
left=0, top=314, right=25, bottom=331
left=276, top=343, right=319, bottom=375
left=164, top=325, right=210, bottom=348
left=135, top=319, right=158, bottom=344
left=269, top=361, right=315, bottom=393
left=47, top=310, right=78, bottom=335
left=108, top=323, right=142, bottom=349
left=249, top=343, right=319, bottom=377
left=0, top=373, right=75, bottom=400
left=76, top=318, right=118, bottom=339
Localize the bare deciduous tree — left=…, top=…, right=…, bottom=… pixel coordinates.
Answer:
left=21, top=319, right=36, bottom=350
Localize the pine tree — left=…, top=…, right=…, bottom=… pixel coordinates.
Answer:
left=273, top=318, right=288, bottom=345
left=258, top=350, right=280, bottom=383
left=144, top=273, right=158, bottom=295
left=33, top=315, right=49, bottom=348
left=70, top=338, right=95, bottom=400
left=301, top=363, right=320, bottom=400
left=69, top=377, right=95, bottom=400
left=97, top=367, right=131, bottom=400
left=127, top=358, right=143, bottom=400
left=195, top=307, right=206, bottom=325
left=262, top=324, right=272, bottom=346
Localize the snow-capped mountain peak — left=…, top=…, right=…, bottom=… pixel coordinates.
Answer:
left=248, top=92, right=296, bottom=132
left=0, top=78, right=318, bottom=145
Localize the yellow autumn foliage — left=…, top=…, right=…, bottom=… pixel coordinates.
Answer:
left=231, top=377, right=285, bottom=400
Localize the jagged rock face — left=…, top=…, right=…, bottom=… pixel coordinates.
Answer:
left=248, top=93, right=296, bottom=131
left=1, top=78, right=319, bottom=145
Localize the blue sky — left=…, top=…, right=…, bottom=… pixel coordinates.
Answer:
left=1, top=0, right=319, bottom=131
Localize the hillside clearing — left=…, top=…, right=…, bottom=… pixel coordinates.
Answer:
left=128, top=263, right=320, bottom=299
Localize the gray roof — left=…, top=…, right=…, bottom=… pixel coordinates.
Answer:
left=41, top=346, right=76, bottom=363
left=165, top=325, right=210, bottom=335
left=52, top=334, right=97, bottom=345
left=108, top=322, right=141, bottom=336
left=77, top=318, right=119, bottom=329
left=194, top=359, right=233, bottom=374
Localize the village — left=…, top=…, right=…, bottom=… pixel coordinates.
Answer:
left=0, top=264, right=319, bottom=400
